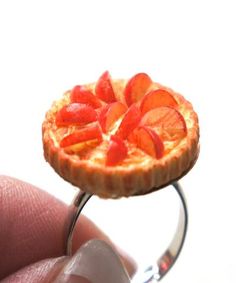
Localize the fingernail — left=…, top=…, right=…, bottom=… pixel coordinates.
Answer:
left=54, top=239, right=130, bottom=283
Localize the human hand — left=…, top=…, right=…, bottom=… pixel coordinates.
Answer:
left=0, top=176, right=135, bottom=282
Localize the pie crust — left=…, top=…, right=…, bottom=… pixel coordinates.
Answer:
left=42, top=76, right=199, bottom=198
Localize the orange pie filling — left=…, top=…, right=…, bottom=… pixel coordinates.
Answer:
left=43, top=72, right=199, bottom=198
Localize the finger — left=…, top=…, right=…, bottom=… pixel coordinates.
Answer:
left=0, top=175, right=71, bottom=279
left=0, top=257, right=68, bottom=283
left=2, top=240, right=131, bottom=283
left=0, top=176, right=136, bottom=280
left=0, top=176, right=106, bottom=279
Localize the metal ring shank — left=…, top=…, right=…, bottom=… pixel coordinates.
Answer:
left=67, top=191, right=92, bottom=256
left=66, top=182, right=188, bottom=282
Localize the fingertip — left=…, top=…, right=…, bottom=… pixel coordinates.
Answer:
left=53, top=239, right=130, bottom=283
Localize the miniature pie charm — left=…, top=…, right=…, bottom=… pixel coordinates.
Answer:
left=42, top=72, right=199, bottom=198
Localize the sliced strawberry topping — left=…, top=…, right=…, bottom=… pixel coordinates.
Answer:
left=56, top=103, right=97, bottom=127
left=115, top=104, right=141, bottom=139
left=140, top=89, right=178, bottom=114
left=106, top=135, right=128, bottom=166
left=95, top=71, right=116, bottom=103
left=130, top=126, right=164, bottom=159
left=124, top=73, right=152, bottom=106
left=54, top=72, right=189, bottom=165
left=141, top=106, right=187, bottom=141
left=70, top=85, right=102, bottom=108
left=60, top=123, right=102, bottom=148
left=98, top=102, right=127, bottom=133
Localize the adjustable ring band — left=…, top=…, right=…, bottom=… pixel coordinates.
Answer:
left=66, top=182, right=188, bottom=282
left=67, top=191, right=92, bottom=256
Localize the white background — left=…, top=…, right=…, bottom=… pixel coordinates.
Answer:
left=0, top=0, right=236, bottom=282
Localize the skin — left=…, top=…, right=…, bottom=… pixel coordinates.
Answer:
left=0, top=175, right=135, bottom=282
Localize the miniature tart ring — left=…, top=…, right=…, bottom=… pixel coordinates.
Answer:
left=42, top=72, right=199, bottom=198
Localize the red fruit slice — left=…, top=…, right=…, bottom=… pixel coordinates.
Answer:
left=131, top=126, right=164, bottom=159
left=115, top=104, right=141, bottom=139
left=98, top=102, right=127, bottom=133
left=141, top=106, right=187, bottom=140
left=140, top=89, right=178, bottom=114
left=106, top=135, right=128, bottom=166
left=56, top=103, right=97, bottom=127
left=124, top=73, right=152, bottom=106
left=70, top=85, right=102, bottom=108
left=95, top=71, right=116, bottom=103
left=60, top=123, right=102, bottom=148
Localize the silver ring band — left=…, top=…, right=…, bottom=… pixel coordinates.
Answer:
left=67, top=182, right=188, bottom=282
